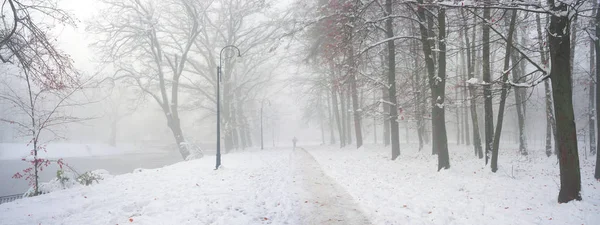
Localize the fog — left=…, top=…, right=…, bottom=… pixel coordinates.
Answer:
left=0, top=0, right=598, bottom=218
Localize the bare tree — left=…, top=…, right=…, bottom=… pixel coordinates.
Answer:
left=0, top=0, right=80, bottom=196
left=89, top=0, right=203, bottom=160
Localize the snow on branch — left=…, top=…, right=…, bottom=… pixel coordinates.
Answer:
left=359, top=35, right=420, bottom=55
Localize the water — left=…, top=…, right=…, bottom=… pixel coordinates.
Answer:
left=0, top=151, right=182, bottom=196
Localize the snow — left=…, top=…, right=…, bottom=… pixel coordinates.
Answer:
left=466, top=78, right=479, bottom=84
left=1, top=149, right=302, bottom=225
left=306, top=144, right=600, bottom=225
left=0, top=143, right=167, bottom=160
left=1, top=145, right=598, bottom=225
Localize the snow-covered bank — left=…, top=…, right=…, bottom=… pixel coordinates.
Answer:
left=0, top=149, right=301, bottom=225
left=307, top=144, right=600, bottom=225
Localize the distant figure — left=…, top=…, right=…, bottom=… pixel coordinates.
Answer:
left=292, top=137, right=298, bottom=150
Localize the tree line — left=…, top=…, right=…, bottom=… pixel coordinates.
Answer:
left=292, top=0, right=599, bottom=203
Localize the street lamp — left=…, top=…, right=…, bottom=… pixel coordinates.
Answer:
left=216, top=45, right=241, bottom=170
left=260, top=99, right=271, bottom=150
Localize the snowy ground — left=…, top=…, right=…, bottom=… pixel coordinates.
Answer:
left=1, top=144, right=598, bottom=225
left=307, top=144, right=600, bottom=225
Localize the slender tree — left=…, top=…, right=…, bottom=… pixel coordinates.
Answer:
left=436, top=7, right=450, bottom=170
left=491, top=9, right=518, bottom=173
left=482, top=3, right=494, bottom=165
left=385, top=0, right=400, bottom=160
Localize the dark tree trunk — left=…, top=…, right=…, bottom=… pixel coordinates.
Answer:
left=491, top=9, right=517, bottom=173
left=482, top=4, right=494, bottom=165
left=386, top=0, right=400, bottom=159
left=436, top=7, right=450, bottom=170
left=462, top=9, right=483, bottom=158
left=594, top=3, right=600, bottom=179
left=589, top=30, right=596, bottom=156
left=416, top=0, right=436, bottom=156
left=548, top=0, right=582, bottom=203
left=382, top=87, right=391, bottom=146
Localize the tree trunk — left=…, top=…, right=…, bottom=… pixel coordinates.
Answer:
left=570, top=14, right=578, bottom=87
left=245, top=114, right=253, bottom=147
left=374, top=116, right=377, bottom=144
left=589, top=29, right=597, bottom=156
left=462, top=9, right=483, bottom=158
left=456, top=84, right=461, bottom=145
left=348, top=46, right=363, bottom=148
left=236, top=93, right=247, bottom=149
left=346, top=92, right=353, bottom=145
left=382, top=87, right=391, bottom=146
left=594, top=2, right=600, bottom=180
left=327, top=90, right=336, bottom=144
left=436, top=7, right=450, bottom=170
left=510, top=26, right=528, bottom=156
left=386, top=0, right=400, bottom=159
left=536, top=10, right=557, bottom=157
left=512, top=70, right=528, bottom=156
left=416, top=0, right=437, bottom=156
left=167, top=115, right=189, bottom=159
left=483, top=4, right=494, bottom=165
left=548, top=0, right=582, bottom=202
left=413, top=39, right=425, bottom=151
left=230, top=103, right=240, bottom=151
left=331, top=66, right=345, bottom=148
left=340, top=89, right=348, bottom=146
left=491, top=9, right=517, bottom=173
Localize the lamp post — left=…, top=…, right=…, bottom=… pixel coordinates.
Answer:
left=216, top=45, right=241, bottom=170
left=260, top=99, right=271, bottom=150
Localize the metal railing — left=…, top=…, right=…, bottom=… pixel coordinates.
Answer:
left=0, top=193, right=24, bottom=205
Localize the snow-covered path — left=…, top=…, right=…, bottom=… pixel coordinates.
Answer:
left=290, top=148, right=371, bottom=225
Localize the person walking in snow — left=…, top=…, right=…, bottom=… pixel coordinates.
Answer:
left=292, top=137, right=298, bottom=150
